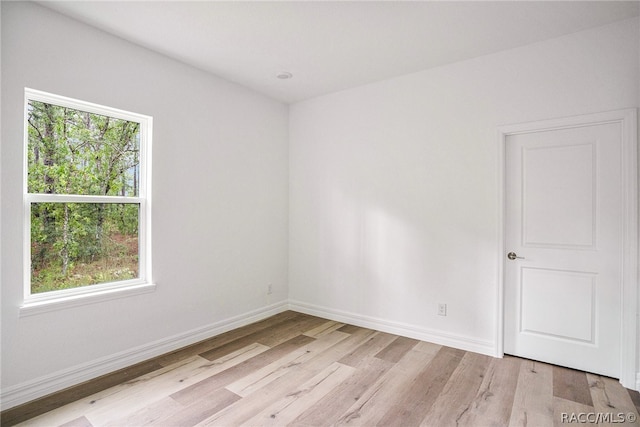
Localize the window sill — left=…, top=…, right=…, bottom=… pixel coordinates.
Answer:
left=19, top=282, right=156, bottom=317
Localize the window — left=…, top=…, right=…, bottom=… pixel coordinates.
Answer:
left=22, top=88, right=153, bottom=314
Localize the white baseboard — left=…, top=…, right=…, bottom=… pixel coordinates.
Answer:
left=0, top=300, right=288, bottom=411
left=1, top=299, right=499, bottom=411
left=288, top=299, right=495, bottom=357
left=3, top=298, right=632, bottom=411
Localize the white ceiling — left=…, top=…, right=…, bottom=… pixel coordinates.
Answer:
left=38, top=1, right=640, bottom=104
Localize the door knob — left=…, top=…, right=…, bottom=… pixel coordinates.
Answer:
left=507, top=252, right=525, bottom=260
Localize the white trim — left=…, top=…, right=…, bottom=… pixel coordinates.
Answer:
left=1, top=301, right=289, bottom=411
left=26, top=194, right=143, bottom=204
left=620, top=109, right=639, bottom=391
left=4, top=291, right=635, bottom=411
left=22, top=88, right=153, bottom=306
left=19, top=281, right=157, bottom=317
left=496, top=109, right=638, bottom=390
left=288, top=299, right=495, bottom=357
left=496, top=126, right=506, bottom=359
left=24, top=88, right=152, bottom=124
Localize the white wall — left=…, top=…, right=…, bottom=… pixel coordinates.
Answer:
left=1, top=2, right=289, bottom=406
left=2, top=2, right=639, bottom=409
left=289, top=18, right=639, bottom=357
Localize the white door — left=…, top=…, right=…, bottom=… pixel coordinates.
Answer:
left=504, top=121, right=623, bottom=377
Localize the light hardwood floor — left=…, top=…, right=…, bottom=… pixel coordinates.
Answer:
left=3, top=311, right=640, bottom=426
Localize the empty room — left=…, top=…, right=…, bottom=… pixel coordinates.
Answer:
left=1, top=1, right=640, bottom=425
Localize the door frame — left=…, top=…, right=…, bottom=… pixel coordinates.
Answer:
left=496, top=109, right=638, bottom=390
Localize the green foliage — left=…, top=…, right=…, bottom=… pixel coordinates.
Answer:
left=28, top=101, right=141, bottom=294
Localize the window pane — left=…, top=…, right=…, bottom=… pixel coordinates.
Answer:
left=27, top=100, right=140, bottom=197
left=30, top=202, right=139, bottom=294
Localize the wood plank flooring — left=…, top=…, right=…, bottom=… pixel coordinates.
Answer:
left=2, top=311, right=639, bottom=427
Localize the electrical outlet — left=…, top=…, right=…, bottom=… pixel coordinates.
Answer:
left=438, top=303, right=447, bottom=316
left=267, top=284, right=273, bottom=295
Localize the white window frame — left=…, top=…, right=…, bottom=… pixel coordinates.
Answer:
left=21, top=88, right=155, bottom=316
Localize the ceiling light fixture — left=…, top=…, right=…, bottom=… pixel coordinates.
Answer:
left=276, top=71, right=293, bottom=80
